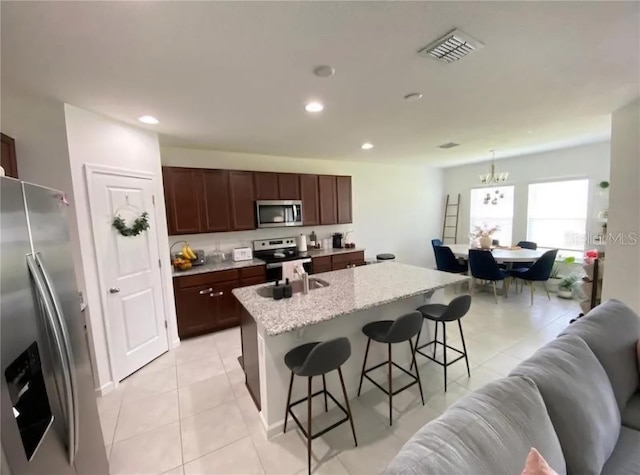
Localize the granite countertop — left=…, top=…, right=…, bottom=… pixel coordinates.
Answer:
left=301, top=248, right=366, bottom=258
left=172, top=258, right=266, bottom=277
left=232, top=262, right=469, bottom=336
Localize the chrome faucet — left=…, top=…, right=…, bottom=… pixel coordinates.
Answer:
left=294, top=264, right=309, bottom=294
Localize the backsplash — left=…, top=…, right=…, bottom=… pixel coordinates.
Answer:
left=169, top=224, right=354, bottom=259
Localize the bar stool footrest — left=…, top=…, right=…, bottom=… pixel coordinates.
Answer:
left=362, top=360, right=419, bottom=397
left=287, top=390, right=351, bottom=440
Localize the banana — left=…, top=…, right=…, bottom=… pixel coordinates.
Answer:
left=183, top=244, right=197, bottom=260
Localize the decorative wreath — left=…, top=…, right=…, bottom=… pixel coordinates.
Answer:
left=112, top=211, right=150, bottom=237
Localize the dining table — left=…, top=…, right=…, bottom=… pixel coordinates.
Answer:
left=448, top=244, right=545, bottom=265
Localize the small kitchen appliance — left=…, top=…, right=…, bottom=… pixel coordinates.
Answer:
left=232, top=247, right=253, bottom=262
left=255, top=200, right=303, bottom=228
left=253, top=237, right=312, bottom=281
left=332, top=233, right=344, bottom=249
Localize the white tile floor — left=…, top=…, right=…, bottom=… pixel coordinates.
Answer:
left=98, top=284, right=578, bottom=475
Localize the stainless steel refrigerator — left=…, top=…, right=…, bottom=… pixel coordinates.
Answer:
left=1, top=176, right=108, bottom=475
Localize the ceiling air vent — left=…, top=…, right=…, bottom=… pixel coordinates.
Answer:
left=439, top=142, right=460, bottom=149
left=418, top=29, right=484, bottom=63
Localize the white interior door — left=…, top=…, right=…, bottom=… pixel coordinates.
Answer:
left=87, top=167, right=168, bottom=382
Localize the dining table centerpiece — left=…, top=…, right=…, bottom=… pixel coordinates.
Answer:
left=471, top=224, right=500, bottom=249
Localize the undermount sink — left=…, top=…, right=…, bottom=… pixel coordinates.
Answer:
left=256, top=278, right=330, bottom=298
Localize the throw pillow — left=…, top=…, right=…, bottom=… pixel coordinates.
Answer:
left=522, top=448, right=559, bottom=475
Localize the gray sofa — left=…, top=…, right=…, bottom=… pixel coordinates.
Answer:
left=384, top=299, right=640, bottom=475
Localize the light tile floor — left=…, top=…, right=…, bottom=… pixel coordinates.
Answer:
left=98, top=284, right=578, bottom=474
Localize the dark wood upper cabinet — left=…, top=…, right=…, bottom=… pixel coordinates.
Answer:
left=253, top=172, right=279, bottom=200
left=318, top=175, right=338, bottom=225
left=336, top=175, right=353, bottom=224
left=229, top=171, right=255, bottom=230
left=201, top=169, right=231, bottom=232
left=163, top=167, right=202, bottom=235
left=300, top=174, right=319, bottom=226
left=277, top=173, right=300, bottom=200
left=1, top=133, right=18, bottom=179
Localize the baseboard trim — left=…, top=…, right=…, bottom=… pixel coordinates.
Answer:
left=172, top=338, right=181, bottom=349
left=96, top=381, right=114, bottom=396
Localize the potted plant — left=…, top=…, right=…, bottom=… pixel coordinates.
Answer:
left=558, top=274, right=580, bottom=299
left=547, top=256, right=575, bottom=293
left=471, top=224, right=499, bottom=249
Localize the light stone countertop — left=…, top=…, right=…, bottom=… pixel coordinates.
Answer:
left=301, top=248, right=366, bottom=258
left=232, top=262, right=469, bottom=336
left=172, top=258, right=266, bottom=277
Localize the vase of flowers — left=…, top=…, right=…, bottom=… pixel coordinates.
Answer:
left=471, top=225, right=499, bottom=249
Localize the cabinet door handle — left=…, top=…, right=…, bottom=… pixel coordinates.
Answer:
left=210, top=291, right=224, bottom=297
left=199, top=288, right=213, bottom=295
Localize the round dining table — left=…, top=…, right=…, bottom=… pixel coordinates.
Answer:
left=447, top=244, right=545, bottom=264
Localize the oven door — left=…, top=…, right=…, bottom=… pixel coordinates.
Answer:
left=256, top=200, right=303, bottom=228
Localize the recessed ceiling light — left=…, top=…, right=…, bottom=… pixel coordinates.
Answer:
left=304, top=102, right=324, bottom=113
left=361, top=143, right=374, bottom=150
left=138, top=115, right=159, bottom=124
left=313, top=65, right=335, bottom=77
left=404, top=92, right=423, bottom=102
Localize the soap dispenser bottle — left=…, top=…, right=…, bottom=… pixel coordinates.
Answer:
left=283, top=278, right=293, bottom=298
left=273, top=280, right=284, bottom=300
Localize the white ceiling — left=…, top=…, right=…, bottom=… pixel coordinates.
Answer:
left=1, top=1, right=638, bottom=166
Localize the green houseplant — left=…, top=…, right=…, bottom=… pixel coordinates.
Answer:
left=558, top=274, right=580, bottom=299
left=547, top=256, right=576, bottom=293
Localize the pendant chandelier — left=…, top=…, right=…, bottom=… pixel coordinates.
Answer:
left=479, top=150, right=509, bottom=205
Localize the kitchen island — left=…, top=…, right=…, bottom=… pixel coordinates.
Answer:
left=232, top=262, right=469, bottom=436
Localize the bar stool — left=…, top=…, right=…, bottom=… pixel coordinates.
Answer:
left=376, top=253, right=396, bottom=262
left=357, top=311, right=425, bottom=425
left=283, top=337, right=357, bottom=475
left=412, top=295, right=472, bottom=392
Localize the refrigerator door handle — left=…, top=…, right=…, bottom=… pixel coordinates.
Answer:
left=27, top=254, right=76, bottom=465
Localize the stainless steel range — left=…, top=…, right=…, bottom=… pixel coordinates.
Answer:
left=253, top=237, right=311, bottom=282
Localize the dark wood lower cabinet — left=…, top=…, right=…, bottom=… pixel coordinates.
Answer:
left=174, top=265, right=266, bottom=339
left=240, top=306, right=261, bottom=410
left=311, top=251, right=365, bottom=274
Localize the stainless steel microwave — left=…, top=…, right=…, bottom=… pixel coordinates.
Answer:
left=256, top=200, right=303, bottom=228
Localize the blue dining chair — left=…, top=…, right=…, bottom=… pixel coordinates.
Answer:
left=468, top=249, right=508, bottom=304
left=508, top=249, right=558, bottom=305
left=517, top=241, right=538, bottom=250
left=434, top=246, right=468, bottom=274
left=431, top=239, right=443, bottom=250
left=510, top=240, right=539, bottom=290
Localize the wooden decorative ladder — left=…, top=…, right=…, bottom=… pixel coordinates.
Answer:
left=441, top=193, right=461, bottom=244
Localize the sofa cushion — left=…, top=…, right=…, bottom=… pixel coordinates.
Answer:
left=621, top=391, right=640, bottom=430
left=560, top=299, right=640, bottom=411
left=600, top=427, right=640, bottom=475
left=509, top=334, right=620, bottom=475
left=383, top=376, right=566, bottom=475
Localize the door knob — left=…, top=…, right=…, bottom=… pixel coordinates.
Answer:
left=109, top=287, right=120, bottom=294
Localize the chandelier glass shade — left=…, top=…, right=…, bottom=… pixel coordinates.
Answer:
left=479, top=150, right=509, bottom=205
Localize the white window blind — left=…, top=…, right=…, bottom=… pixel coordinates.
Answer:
left=527, top=179, right=589, bottom=254
left=469, top=186, right=515, bottom=245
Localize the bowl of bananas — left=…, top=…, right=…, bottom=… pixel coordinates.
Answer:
left=171, top=242, right=198, bottom=271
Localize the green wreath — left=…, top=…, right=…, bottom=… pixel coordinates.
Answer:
left=112, top=212, right=150, bottom=237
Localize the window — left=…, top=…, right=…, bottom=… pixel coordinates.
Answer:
left=527, top=179, right=589, bottom=257
left=469, top=186, right=515, bottom=245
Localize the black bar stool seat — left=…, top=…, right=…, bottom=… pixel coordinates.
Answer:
left=283, top=337, right=357, bottom=475
left=413, top=295, right=472, bottom=392
left=357, top=311, right=425, bottom=426
left=362, top=320, right=394, bottom=341
left=376, top=253, right=396, bottom=261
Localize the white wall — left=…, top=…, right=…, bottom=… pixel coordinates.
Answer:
left=602, top=99, right=640, bottom=312
left=0, top=88, right=98, bottom=383
left=65, top=105, right=178, bottom=393
left=161, top=148, right=444, bottom=267
left=443, top=142, right=611, bottom=248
